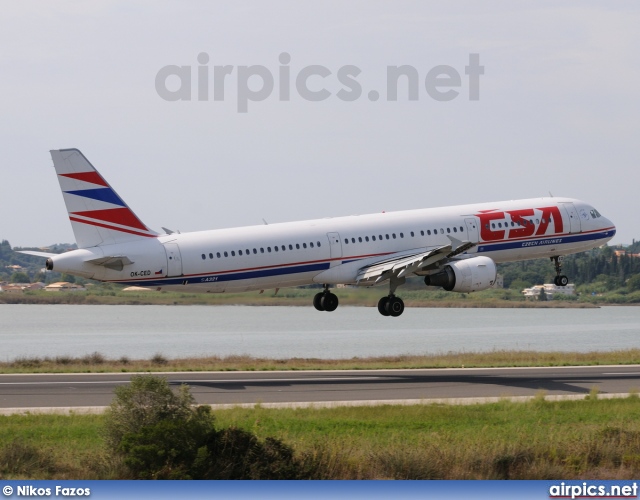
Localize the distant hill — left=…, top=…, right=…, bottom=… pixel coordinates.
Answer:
left=0, top=240, right=76, bottom=283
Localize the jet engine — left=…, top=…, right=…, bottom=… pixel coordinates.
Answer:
left=424, top=256, right=497, bottom=293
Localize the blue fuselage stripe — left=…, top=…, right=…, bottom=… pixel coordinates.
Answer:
left=476, top=229, right=615, bottom=253
left=115, top=262, right=330, bottom=287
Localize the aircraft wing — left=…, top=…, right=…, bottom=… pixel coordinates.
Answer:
left=355, top=236, right=475, bottom=286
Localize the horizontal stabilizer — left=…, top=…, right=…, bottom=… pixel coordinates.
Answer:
left=85, top=255, right=134, bottom=272
left=16, top=250, right=58, bottom=259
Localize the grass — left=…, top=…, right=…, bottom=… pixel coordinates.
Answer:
left=3, top=397, right=640, bottom=479
left=0, top=286, right=601, bottom=307
left=3, top=349, right=640, bottom=374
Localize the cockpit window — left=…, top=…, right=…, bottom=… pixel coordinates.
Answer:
left=590, top=209, right=602, bottom=219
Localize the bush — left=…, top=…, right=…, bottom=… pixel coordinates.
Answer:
left=105, top=374, right=309, bottom=479
left=104, top=374, right=195, bottom=450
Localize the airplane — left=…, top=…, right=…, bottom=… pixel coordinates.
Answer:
left=20, top=149, right=616, bottom=317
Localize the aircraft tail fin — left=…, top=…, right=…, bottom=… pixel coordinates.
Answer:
left=51, top=149, right=157, bottom=248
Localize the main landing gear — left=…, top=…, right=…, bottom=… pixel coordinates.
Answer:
left=377, top=295, right=405, bottom=317
left=377, top=275, right=406, bottom=317
left=551, top=256, right=569, bottom=287
left=313, top=286, right=339, bottom=312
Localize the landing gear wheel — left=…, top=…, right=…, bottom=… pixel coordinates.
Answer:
left=386, top=296, right=405, bottom=317
left=313, top=292, right=325, bottom=311
left=551, top=256, right=569, bottom=288
left=321, top=292, right=339, bottom=312
left=377, top=296, right=390, bottom=316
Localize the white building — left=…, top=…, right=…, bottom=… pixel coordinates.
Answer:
left=522, top=283, right=575, bottom=300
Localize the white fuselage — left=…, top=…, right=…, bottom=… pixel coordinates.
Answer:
left=52, top=197, right=615, bottom=293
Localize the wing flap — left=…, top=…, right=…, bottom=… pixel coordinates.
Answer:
left=356, top=245, right=450, bottom=285
left=355, top=236, right=477, bottom=286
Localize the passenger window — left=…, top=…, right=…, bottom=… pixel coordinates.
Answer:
left=411, top=231, right=414, bottom=237
left=231, top=251, right=235, bottom=256
left=460, top=226, right=464, bottom=232
left=421, top=230, right=424, bottom=236
left=440, top=229, right=444, bottom=234
left=400, top=233, right=404, bottom=238
left=352, top=238, right=356, bottom=243
left=296, top=244, right=300, bottom=249
left=317, top=242, right=321, bottom=247
left=372, top=235, right=376, bottom=241
left=427, top=230, right=431, bottom=235
left=365, top=236, right=369, bottom=242
left=209, top=253, right=213, bottom=259
left=201, top=254, right=205, bottom=260
left=224, top=251, right=228, bottom=257
left=392, top=233, right=396, bottom=239
left=453, top=227, right=457, bottom=233
left=310, top=242, right=314, bottom=248
left=358, top=237, right=362, bottom=243
left=267, top=247, right=271, bottom=252
left=239, top=250, right=243, bottom=256
left=303, top=243, right=307, bottom=248
left=260, top=248, right=264, bottom=253
left=217, top=252, right=221, bottom=258
left=274, top=246, right=278, bottom=252
left=289, top=244, right=293, bottom=250
left=253, top=249, right=257, bottom=254
left=282, top=245, right=286, bottom=251
left=386, top=234, right=389, bottom=240
left=447, top=228, right=451, bottom=233
left=344, top=239, right=349, bottom=244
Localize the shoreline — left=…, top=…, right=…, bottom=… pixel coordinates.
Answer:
left=3, top=349, right=640, bottom=374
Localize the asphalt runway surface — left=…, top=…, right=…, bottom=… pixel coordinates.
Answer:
left=2, top=365, right=640, bottom=412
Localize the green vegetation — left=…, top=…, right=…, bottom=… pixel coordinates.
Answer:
left=3, top=392, right=640, bottom=479
left=3, top=349, right=640, bottom=374
left=103, top=375, right=306, bottom=479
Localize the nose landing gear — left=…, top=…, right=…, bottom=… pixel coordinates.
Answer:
left=551, top=256, right=569, bottom=287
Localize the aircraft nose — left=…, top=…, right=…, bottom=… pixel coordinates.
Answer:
left=603, top=217, right=616, bottom=237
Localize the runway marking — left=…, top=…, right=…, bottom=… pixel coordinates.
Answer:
left=0, top=376, right=385, bottom=386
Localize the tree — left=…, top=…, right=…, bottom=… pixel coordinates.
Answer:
left=10, top=272, right=30, bottom=283
left=628, top=274, right=640, bottom=293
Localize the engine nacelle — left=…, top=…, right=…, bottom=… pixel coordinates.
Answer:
left=424, top=256, right=497, bottom=293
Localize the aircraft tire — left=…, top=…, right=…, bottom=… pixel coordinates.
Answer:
left=387, top=296, right=405, bottom=317
left=377, top=296, right=391, bottom=316
left=321, top=292, right=339, bottom=312
left=558, top=275, right=569, bottom=287
left=313, top=292, right=325, bottom=311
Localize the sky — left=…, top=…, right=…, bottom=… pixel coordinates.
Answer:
left=1, top=1, right=638, bottom=248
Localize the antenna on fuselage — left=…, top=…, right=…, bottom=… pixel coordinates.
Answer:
left=549, top=191, right=554, bottom=197
left=262, top=218, right=269, bottom=225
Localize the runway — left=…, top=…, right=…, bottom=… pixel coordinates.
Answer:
left=1, top=365, right=640, bottom=414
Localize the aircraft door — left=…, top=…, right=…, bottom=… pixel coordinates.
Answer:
left=326, top=232, right=342, bottom=266
left=163, top=243, right=183, bottom=277
left=560, top=203, right=581, bottom=234
left=464, top=218, right=479, bottom=253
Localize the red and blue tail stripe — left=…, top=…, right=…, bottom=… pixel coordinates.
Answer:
left=52, top=148, right=157, bottom=247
